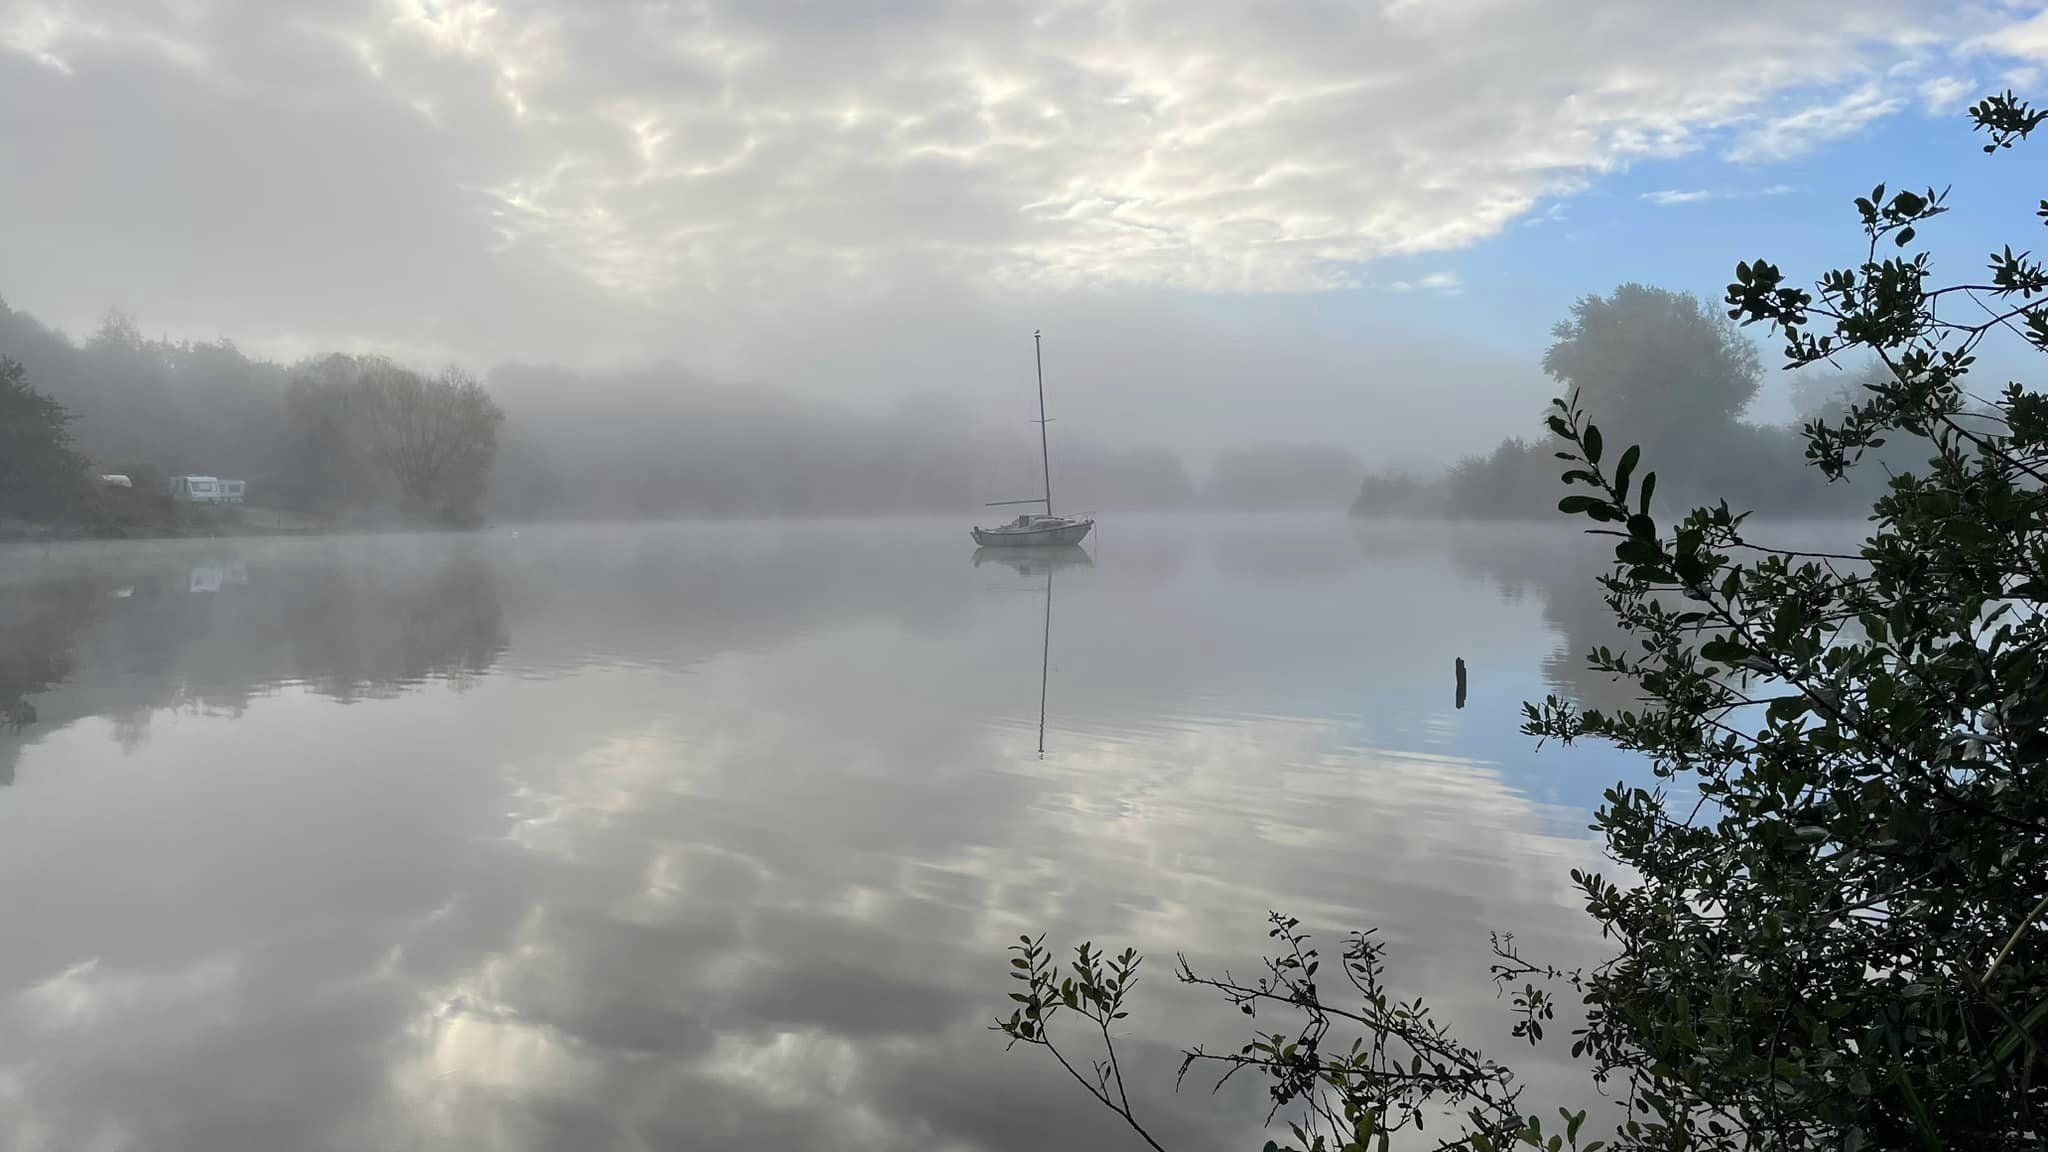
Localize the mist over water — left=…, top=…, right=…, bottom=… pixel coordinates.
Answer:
left=0, top=517, right=1653, bottom=1152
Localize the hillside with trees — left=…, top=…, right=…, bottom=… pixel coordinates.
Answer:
left=0, top=303, right=504, bottom=535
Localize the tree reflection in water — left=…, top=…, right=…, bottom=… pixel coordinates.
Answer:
left=0, top=573, right=107, bottom=781
left=0, top=540, right=507, bottom=785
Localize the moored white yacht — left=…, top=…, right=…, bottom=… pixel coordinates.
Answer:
left=973, top=331, right=1094, bottom=549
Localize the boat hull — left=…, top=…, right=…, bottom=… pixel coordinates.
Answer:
left=970, top=520, right=1094, bottom=547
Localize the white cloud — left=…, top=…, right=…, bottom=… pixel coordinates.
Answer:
left=1386, top=270, right=1464, bottom=295
left=0, top=0, right=2045, bottom=463
left=1642, top=184, right=1795, bottom=206
left=11, top=954, right=240, bottom=1034
left=0, top=0, right=2029, bottom=324
left=1728, top=82, right=1908, bottom=162
left=1973, top=8, right=2048, bottom=61
left=1920, top=74, right=1976, bottom=113
left=0, top=3, right=89, bottom=73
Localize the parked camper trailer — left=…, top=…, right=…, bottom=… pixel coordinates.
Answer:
left=168, top=476, right=225, bottom=504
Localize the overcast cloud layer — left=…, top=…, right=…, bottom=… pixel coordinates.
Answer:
left=4, top=0, right=2048, bottom=456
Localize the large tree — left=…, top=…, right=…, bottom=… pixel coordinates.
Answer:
left=999, top=92, right=2048, bottom=1152
left=284, top=355, right=503, bottom=525
left=360, top=363, right=502, bottom=524
left=1543, top=284, right=1763, bottom=452
left=0, top=357, right=93, bottom=524
left=1438, top=285, right=1773, bottom=519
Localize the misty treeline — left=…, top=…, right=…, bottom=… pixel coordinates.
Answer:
left=0, top=303, right=503, bottom=530
left=1351, top=283, right=1910, bottom=519
left=486, top=364, right=1285, bottom=518
left=0, top=295, right=1362, bottom=530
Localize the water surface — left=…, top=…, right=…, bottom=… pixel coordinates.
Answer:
left=0, top=517, right=1639, bottom=1151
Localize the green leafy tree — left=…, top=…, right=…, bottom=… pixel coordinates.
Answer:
left=1000, top=91, right=2048, bottom=1151
left=1437, top=286, right=1789, bottom=520
left=0, top=357, right=94, bottom=524
left=1544, top=284, right=1762, bottom=454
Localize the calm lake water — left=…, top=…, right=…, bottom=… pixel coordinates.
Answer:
left=0, top=517, right=1648, bottom=1151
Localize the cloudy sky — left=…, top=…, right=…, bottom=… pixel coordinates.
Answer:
left=3, top=0, right=2048, bottom=458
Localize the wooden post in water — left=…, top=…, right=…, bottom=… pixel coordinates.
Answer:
left=1455, top=657, right=1468, bottom=710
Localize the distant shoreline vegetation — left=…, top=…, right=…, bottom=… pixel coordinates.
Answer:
left=1351, top=284, right=1905, bottom=522
left=7, top=285, right=1887, bottom=537
left=1, top=295, right=1375, bottom=533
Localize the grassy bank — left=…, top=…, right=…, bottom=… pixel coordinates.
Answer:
left=0, top=500, right=332, bottom=543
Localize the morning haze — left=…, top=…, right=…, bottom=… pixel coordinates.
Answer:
left=5, top=1, right=2048, bottom=1150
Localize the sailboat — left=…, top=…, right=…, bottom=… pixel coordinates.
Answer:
left=971, top=331, right=1096, bottom=548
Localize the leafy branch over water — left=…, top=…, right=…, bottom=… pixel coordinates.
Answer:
left=997, top=917, right=1584, bottom=1152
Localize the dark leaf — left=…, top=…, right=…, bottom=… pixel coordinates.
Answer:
left=1614, top=445, right=1640, bottom=500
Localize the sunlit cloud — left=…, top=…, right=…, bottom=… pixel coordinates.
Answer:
left=4, top=0, right=2040, bottom=318
left=1970, top=8, right=2048, bottom=61
left=1385, top=271, right=1465, bottom=295
left=1919, top=73, right=1976, bottom=113
left=1641, top=184, right=1797, bottom=206
left=5, top=0, right=2048, bottom=460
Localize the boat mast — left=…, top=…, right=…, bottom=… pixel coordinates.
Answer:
left=1034, top=330, right=1053, bottom=517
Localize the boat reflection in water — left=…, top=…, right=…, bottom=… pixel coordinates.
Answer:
left=975, top=543, right=1091, bottom=753
left=970, top=544, right=1093, bottom=576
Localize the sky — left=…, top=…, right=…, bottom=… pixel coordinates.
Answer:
left=3, top=0, right=2048, bottom=460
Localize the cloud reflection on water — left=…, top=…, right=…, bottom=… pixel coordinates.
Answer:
left=0, top=519, right=1623, bottom=1151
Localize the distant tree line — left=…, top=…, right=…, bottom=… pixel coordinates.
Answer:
left=0, top=301, right=502, bottom=533
left=0, top=308, right=291, bottom=488
left=483, top=362, right=1216, bottom=519
left=1352, top=283, right=1904, bottom=520
left=2, top=295, right=1374, bottom=532
left=1208, top=443, right=1364, bottom=511
left=464, top=366, right=1358, bottom=518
